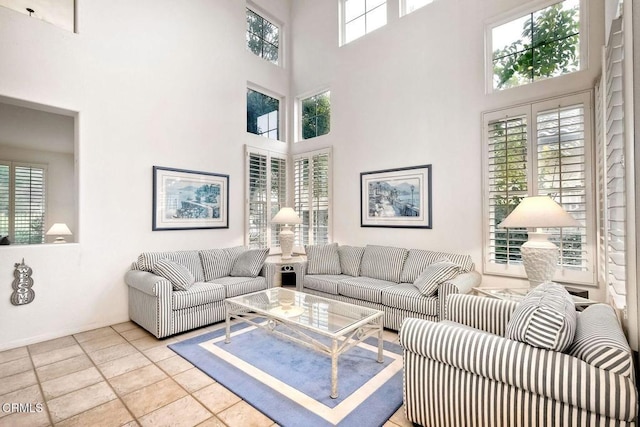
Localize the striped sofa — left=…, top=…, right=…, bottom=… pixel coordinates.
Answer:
left=400, top=293, right=637, bottom=427
left=295, top=244, right=481, bottom=330
left=125, top=247, right=276, bottom=338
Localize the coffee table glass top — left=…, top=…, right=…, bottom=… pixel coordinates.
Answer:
left=225, top=288, right=383, bottom=336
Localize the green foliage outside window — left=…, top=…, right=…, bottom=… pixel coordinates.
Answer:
left=301, top=92, right=330, bottom=140
left=493, top=1, right=580, bottom=90
left=246, top=9, right=279, bottom=64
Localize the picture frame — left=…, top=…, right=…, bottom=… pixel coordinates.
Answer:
left=360, top=164, right=432, bottom=229
left=153, top=166, right=229, bottom=230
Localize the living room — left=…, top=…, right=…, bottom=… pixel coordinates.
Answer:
left=0, top=0, right=637, bottom=425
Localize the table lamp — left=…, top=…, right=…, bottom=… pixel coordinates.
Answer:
left=499, top=195, right=580, bottom=287
left=46, top=223, right=72, bottom=243
left=271, top=207, right=302, bottom=259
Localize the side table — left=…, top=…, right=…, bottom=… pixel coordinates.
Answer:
left=264, top=255, right=306, bottom=287
left=472, top=287, right=598, bottom=309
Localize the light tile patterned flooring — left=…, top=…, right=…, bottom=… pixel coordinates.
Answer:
left=0, top=320, right=412, bottom=427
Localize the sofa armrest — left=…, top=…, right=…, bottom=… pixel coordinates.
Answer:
left=436, top=271, right=481, bottom=321
left=293, top=261, right=307, bottom=291
left=124, top=270, right=172, bottom=297
left=260, top=263, right=277, bottom=288
left=445, top=293, right=518, bottom=336
left=399, top=318, right=637, bottom=422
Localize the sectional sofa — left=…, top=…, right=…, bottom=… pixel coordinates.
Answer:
left=124, top=246, right=274, bottom=338
left=295, top=243, right=481, bottom=330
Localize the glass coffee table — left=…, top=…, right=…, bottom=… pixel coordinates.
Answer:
left=225, top=288, right=384, bottom=399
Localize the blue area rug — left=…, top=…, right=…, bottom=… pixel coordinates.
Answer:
left=169, top=322, right=403, bottom=427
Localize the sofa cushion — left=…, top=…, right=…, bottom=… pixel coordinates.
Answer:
left=303, top=274, right=347, bottom=295
left=171, top=282, right=226, bottom=310
left=305, top=243, right=342, bottom=275
left=506, top=282, right=577, bottom=352
left=359, top=245, right=408, bottom=283
left=338, top=246, right=365, bottom=277
left=225, top=246, right=247, bottom=264
left=213, top=276, right=268, bottom=298
left=412, top=261, right=461, bottom=297
left=381, top=283, right=438, bottom=314
left=138, top=250, right=205, bottom=282
left=199, top=249, right=232, bottom=281
left=230, top=248, right=269, bottom=277
left=400, top=249, right=474, bottom=283
left=338, top=277, right=396, bottom=304
left=152, top=259, right=195, bottom=291
left=567, top=304, right=633, bottom=377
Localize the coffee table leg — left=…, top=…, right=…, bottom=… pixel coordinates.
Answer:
left=331, top=339, right=338, bottom=399
left=377, top=322, right=383, bottom=363
left=225, top=304, right=231, bottom=344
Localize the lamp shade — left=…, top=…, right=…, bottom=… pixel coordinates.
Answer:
left=499, top=196, right=580, bottom=229
left=46, top=223, right=72, bottom=236
left=271, top=207, right=302, bottom=225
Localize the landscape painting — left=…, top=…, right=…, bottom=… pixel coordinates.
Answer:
left=153, top=166, right=229, bottom=230
left=361, top=164, right=432, bottom=228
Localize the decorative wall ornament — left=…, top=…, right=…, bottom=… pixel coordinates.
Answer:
left=11, top=259, right=35, bottom=305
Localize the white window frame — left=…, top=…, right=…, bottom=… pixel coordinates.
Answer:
left=244, top=146, right=288, bottom=250
left=246, top=85, right=284, bottom=142
left=297, top=89, right=331, bottom=142
left=400, top=0, right=434, bottom=17
left=245, top=4, right=283, bottom=66
left=484, top=0, right=588, bottom=93
left=293, top=147, right=333, bottom=249
left=482, top=91, right=596, bottom=285
left=0, top=160, right=48, bottom=245
left=340, top=0, right=388, bottom=46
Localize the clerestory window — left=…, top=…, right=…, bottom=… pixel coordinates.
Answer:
left=246, top=8, right=280, bottom=65
left=341, top=0, right=387, bottom=45
left=300, top=91, right=331, bottom=140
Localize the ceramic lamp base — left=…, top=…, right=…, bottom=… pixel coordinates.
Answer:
left=279, top=226, right=294, bottom=260
left=521, top=232, right=558, bottom=288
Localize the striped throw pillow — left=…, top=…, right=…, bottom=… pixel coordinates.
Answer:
left=338, top=245, right=365, bottom=277
left=505, top=282, right=577, bottom=352
left=305, top=243, right=342, bottom=275
left=230, top=248, right=269, bottom=278
left=359, top=245, right=408, bottom=283
left=412, top=260, right=460, bottom=297
left=400, top=249, right=474, bottom=283
left=567, top=304, right=633, bottom=377
left=199, top=249, right=232, bottom=281
left=137, top=250, right=205, bottom=282
left=152, top=259, right=195, bottom=291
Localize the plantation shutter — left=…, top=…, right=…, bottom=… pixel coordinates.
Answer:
left=294, top=148, right=331, bottom=246
left=246, top=147, right=287, bottom=249
left=483, top=92, right=594, bottom=284
left=270, top=156, right=287, bottom=247
left=534, top=102, right=589, bottom=272
left=595, top=78, right=607, bottom=286
left=602, top=17, right=627, bottom=307
left=0, top=163, right=9, bottom=237
left=13, top=164, right=46, bottom=244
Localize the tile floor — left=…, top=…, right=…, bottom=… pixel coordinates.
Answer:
left=0, top=320, right=412, bottom=427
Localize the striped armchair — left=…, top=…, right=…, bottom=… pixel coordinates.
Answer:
left=399, top=294, right=637, bottom=427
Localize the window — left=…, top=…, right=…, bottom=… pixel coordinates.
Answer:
left=294, top=149, right=332, bottom=246
left=247, top=88, right=280, bottom=141
left=489, top=0, right=581, bottom=91
left=246, top=147, right=287, bottom=249
left=0, top=161, right=47, bottom=244
left=483, top=92, right=594, bottom=284
left=342, top=0, right=387, bottom=45
left=246, top=8, right=279, bottom=64
left=300, top=91, right=331, bottom=140
left=401, top=0, right=433, bottom=16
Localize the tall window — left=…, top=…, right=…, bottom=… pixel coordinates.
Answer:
left=0, top=162, right=47, bottom=244
left=294, top=149, right=332, bottom=246
left=342, top=0, right=387, bottom=45
left=401, top=0, right=433, bottom=16
left=246, top=8, right=279, bottom=64
left=483, top=92, right=594, bottom=284
left=489, top=0, right=581, bottom=91
left=247, top=88, right=280, bottom=141
left=300, top=91, right=331, bottom=140
left=246, top=147, right=287, bottom=249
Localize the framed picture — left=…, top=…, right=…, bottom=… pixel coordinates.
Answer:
left=360, top=164, right=432, bottom=229
left=153, top=166, right=229, bottom=230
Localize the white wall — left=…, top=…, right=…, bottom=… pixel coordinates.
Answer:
left=290, top=0, right=604, bottom=294
left=0, top=0, right=291, bottom=351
